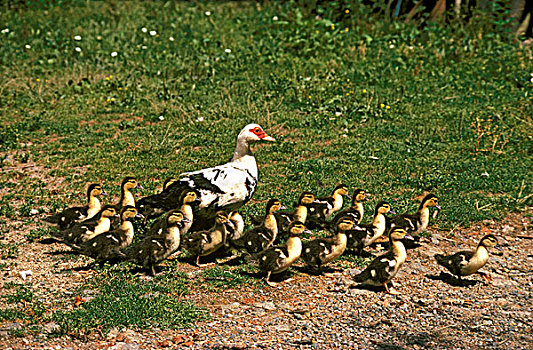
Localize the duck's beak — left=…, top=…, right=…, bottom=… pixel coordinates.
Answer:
left=495, top=244, right=503, bottom=251
left=389, top=210, right=396, bottom=215
left=182, top=217, right=192, bottom=224
left=280, top=205, right=287, bottom=210
left=351, top=223, right=360, bottom=230
left=135, top=184, right=144, bottom=190
left=345, top=194, right=352, bottom=200
left=404, top=234, right=414, bottom=240
left=303, top=228, right=313, bottom=235
left=435, top=204, right=442, bottom=210
left=261, top=133, right=276, bottom=141
left=101, top=190, right=108, bottom=196
left=226, top=220, right=235, bottom=229
left=135, top=213, right=145, bottom=219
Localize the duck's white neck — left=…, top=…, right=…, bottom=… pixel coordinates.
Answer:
left=231, top=139, right=258, bottom=177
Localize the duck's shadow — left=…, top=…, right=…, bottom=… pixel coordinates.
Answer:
left=426, top=272, right=479, bottom=287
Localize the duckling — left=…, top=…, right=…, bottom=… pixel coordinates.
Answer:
left=435, top=234, right=501, bottom=282
left=113, top=177, right=143, bottom=211
left=351, top=227, right=413, bottom=294
left=137, top=124, right=275, bottom=231
left=70, top=206, right=144, bottom=263
left=308, top=184, right=351, bottom=220
left=175, top=189, right=201, bottom=235
left=137, top=178, right=182, bottom=220
left=300, top=216, right=357, bottom=274
left=44, top=183, right=107, bottom=230
left=230, top=199, right=284, bottom=254
left=345, top=201, right=395, bottom=255
left=226, top=211, right=245, bottom=241
left=389, top=194, right=441, bottom=234
left=329, top=189, right=368, bottom=226
left=50, top=205, right=118, bottom=244
left=180, top=211, right=232, bottom=266
left=124, top=210, right=190, bottom=275
left=245, top=221, right=309, bottom=287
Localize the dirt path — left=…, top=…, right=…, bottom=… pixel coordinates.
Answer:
left=1, top=211, right=532, bottom=350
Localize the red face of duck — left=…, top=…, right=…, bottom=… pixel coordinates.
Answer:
left=245, top=124, right=275, bottom=142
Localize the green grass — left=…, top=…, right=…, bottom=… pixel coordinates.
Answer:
left=201, top=265, right=261, bottom=290
left=0, top=0, right=531, bottom=335
left=52, top=268, right=207, bottom=335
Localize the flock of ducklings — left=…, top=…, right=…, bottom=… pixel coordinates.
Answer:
left=44, top=178, right=501, bottom=293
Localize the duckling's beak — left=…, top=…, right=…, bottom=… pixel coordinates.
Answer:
left=101, top=190, right=108, bottom=196
left=404, top=234, right=414, bottom=240
left=135, top=184, right=144, bottom=190
left=312, top=199, right=321, bottom=204
left=113, top=214, right=120, bottom=218
left=364, top=193, right=371, bottom=201
left=135, top=213, right=145, bottom=219
left=495, top=244, right=503, bottom=251
left=435, top=204, right=442, bottom=210
left=345, top=194, right=352, bottom=200
left=182, top=217, right=192, bottom=223
left=351, top=223, right=359, bottom=230
left=388, top=210, right=396, bottom=214
left=303, top=228, right=313, bottom=235
left=193, top=198, right=202, bottom=205
left=280, top=205, right=287, bottom=210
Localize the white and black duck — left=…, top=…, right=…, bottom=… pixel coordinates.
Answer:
left=137, top=124, right=275, bottom=231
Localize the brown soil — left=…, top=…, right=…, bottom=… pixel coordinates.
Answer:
left=0, top=204, right=531, bottom=349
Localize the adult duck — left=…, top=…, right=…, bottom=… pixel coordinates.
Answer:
left=137, top=124, right=275, bottom=230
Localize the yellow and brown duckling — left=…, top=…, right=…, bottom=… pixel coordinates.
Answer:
left=124, top=210, right=190, bottom=275
left=70, top=206, right=144, bottom=263
left=352, top=227, right=413, bottom=295
left=345, top=201, right=395, bottom=255
left=226, top=211, right=245, bottom=241
left=137, top=178, right=180, bottom=220
left=176, top=189, right=201, bottom=235
left=51, top=205, right=118, bottom=245
left=435, top=234, right=501, bottom=282
left=44, top=183, right=107, bottom=230
left=230, top=199, right=285, bottom=254
left=307, top=184, right=351, bottom=221
left=181, top=211, right=232, bottom=266
left=300, top=216, right=357, bottom=274
left=390, top=194, right=441, bottom=234
left=113, top=176, right=143, bottom=211
left=245, top=221, right=309, bottom=287
left=329, top=188, right=369, bottom=226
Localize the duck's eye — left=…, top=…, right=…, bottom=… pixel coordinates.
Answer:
left=254, top=128, right=261, bottom=133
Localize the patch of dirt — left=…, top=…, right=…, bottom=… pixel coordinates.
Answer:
left=0, top=208, right=531, bottom=349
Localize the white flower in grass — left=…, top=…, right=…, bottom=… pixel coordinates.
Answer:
left=141, top=27, right=147, bottom=33
left=111, top=51, right=118, bottom=57
left=75, top=47, right=82, bottom=52
left=150, top=30, right=157, bottom=36
left=1, top=28, right=9, bottom=34
left=169, top=36, right=175, bottom=41
left=225, top=49, right=231, bottom=53
left=272, top=16, right=278, bottom=21
left=25, top=44, right=31, bottom=49
left=158, top=116, right=165, bottom=121
left=389, top=44, right=394, bottom=49
left=74, top=35, right=82, bottom=41
left=196, top=116, right=204, bottom=122
left=205, top=11, right=211, bottom=16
